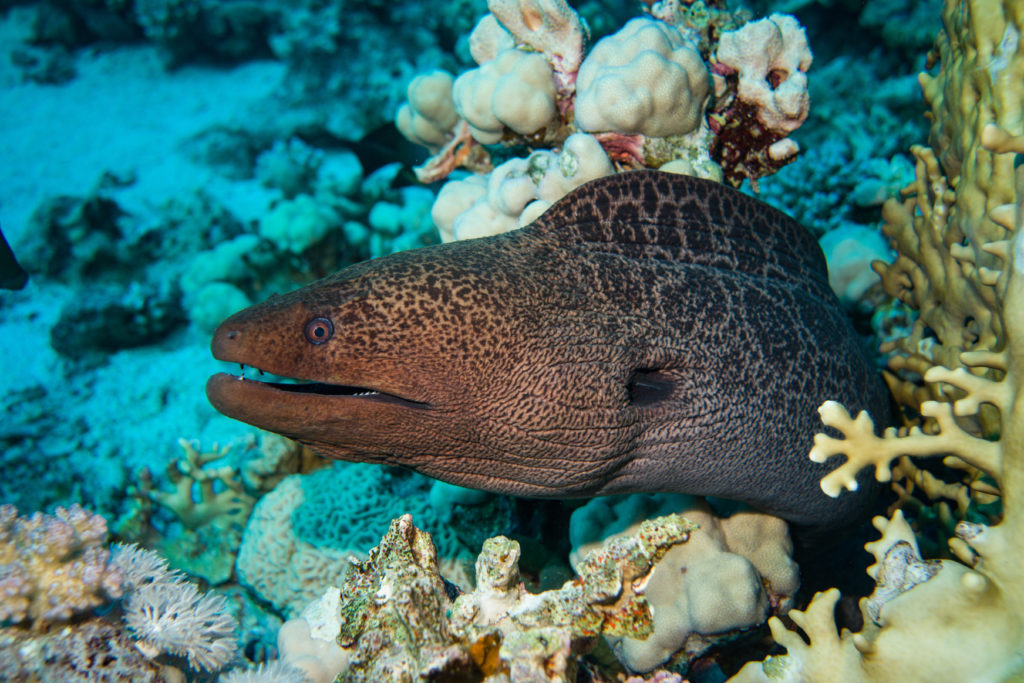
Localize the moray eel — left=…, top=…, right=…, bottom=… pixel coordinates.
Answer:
left=207, top=171, right=890, bottom=529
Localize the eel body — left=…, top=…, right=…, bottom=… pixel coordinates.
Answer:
left=207, top=171, right=890, bottom=529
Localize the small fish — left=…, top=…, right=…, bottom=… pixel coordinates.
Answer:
left=207, top=171, right=890, bottom=531
left=0, top=224, right=27, bottom=290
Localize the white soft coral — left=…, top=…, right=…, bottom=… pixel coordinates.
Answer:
left=114, top=544, right=238, bottom=672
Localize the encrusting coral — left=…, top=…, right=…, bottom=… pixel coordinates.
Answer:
left=570, top=495, right=799, bottom=673
left=730, top=0, right=1024, bottom=680
left=709, top=14, right=812, bottom=186
left=279, top=513, right=696, bottom=682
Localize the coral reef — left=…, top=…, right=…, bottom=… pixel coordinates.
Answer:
left=0, top=618, right=167, bottom=682
left=279, top=512, right=695, bottom=681
left=2, top=0, right=997, bottom=680
left=570, top=494, right=798, bottom=673
left=0, top=503, right=123, bottom=625
left=0, top=508, right=240, bottom=679
left=181, top=155, right=437, bottom=331
left=235, top=471, right=369, bottom=618
left=709, top=14, right=812, bottom=186
left=729, top=0, right=1024, bottom=680
left=13, top=0, right=474, bottom=139
left=574, top=17, right=709, bottom=138
left=397, top=0, right=813, bottom=240
left=876, top=3, right=1020, bottom=429
left=235, top=462, right=475, bottom=618
left=49, top=280, right=185, bottom=358
left=116, top=434, right=318, bottom=585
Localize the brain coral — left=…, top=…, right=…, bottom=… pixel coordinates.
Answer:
left=236, top=474, right=357, bottom=617
left=237, top=463, right=463, bottom=617
left=291, top=462, right=460, bottom=556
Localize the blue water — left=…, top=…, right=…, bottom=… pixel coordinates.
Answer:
left=0, top=0, right=940, bottom=678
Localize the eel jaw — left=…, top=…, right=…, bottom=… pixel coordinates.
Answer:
left=214, top=363, right=425, bottom=403
left=205, top=367, right=429, bottom=445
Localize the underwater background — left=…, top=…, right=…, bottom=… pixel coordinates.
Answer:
left=8, top=0, right=1021, bottom=681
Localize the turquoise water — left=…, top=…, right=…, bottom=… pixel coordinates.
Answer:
left=0, top=0, right=941, bottom=679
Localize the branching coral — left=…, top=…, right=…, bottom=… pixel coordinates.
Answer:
left=120, top=439, right=256, bottom=585
left=875, top=0, right=1021, bottom=430
left=728, top=1, right=1024, bottom=679
left=118, top=434, right=323, bottom=586
left=733, top=228, right=1024, bottom=677
left=152, top=439, right=255, bottom=530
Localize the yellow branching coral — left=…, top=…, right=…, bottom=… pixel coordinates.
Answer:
left=875, top=0, right=1021, bottom=433
left=117, top=434, right=325, bottom=585
left=732, top=233, right=1024, bottom=676
left=153, top=439, right=254, bottom=530
left=728, top=1, right=1024, bottom=680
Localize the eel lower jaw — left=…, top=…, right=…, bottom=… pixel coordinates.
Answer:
left=207, top=364, right=430, bottom=416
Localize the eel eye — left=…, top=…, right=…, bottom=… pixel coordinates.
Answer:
left=304, top=317, right=334, bottom=345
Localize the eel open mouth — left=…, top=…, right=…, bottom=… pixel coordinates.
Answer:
left=214, top=364, right=429, bottom=408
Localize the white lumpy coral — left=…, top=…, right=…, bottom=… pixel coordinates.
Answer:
left=715, top=14, right=812, bottom=134
left=453, top=47, right=558, bottom=144
left=574, top=17, right=710, bottom=137
left=395, top=69, right=459, bottom=151
left=570, top=494, right=798, bottom=672
left=431, top=132, right=614, bottom=241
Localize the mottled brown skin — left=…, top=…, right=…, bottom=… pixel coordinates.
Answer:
left=207, top=171, right=890, bottom=529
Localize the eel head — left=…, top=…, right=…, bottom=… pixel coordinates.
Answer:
left=207, top=237, right=646, bottom=497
